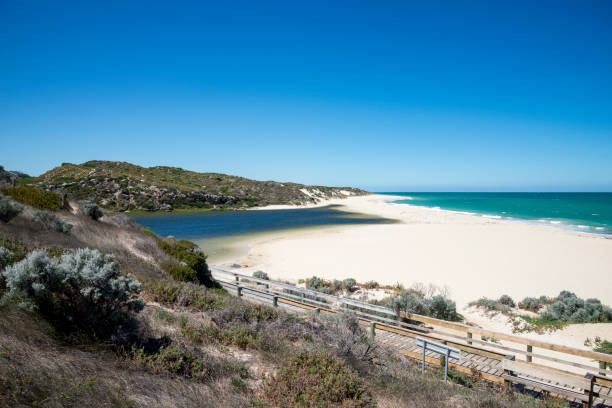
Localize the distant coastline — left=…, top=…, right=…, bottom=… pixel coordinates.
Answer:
left=380, top=192, right=612, bottom=238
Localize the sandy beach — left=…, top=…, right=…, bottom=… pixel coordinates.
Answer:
left=221, top=194, right=612, bottom=351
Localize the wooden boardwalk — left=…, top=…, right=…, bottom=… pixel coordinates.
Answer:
left=213, top=269, right=612, bottom=407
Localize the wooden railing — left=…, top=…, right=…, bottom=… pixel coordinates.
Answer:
left=211, top=266, right=612, bottom=406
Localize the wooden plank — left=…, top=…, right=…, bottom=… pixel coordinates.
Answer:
left=502, top=359, right=589, bottom=390
left=401, top=312, right=612, bottom=364
left=501, top=375, right=589, bottom=402
left=592, top=374, right=612, bottom=389
left=277, top=297, right=317, bottom=310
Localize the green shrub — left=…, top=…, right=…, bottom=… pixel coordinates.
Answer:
left=252, top=270, right=269, bottom=280
left=0, top=238, right=28, bottom=263
left=143, top=279, right=227, bottom=312
left=429, top=295, right=457, bottom=321
left=585, top=337, right=612, bottom=369
left=470, top=297, right=510, bottom=313
left=1, top=248, right=144, bottom=339
left=81, top=201, right=104, bottom=220
left=306, top=276, right=343, bottom=295
left=499, top=295, right=515, bottom=308
left=1, top=186, right=62, bottom=211
left=156, top=239, right=215, bottom=287
left=541, top=291, right=612, bottom=323
left=0, top=195, right=23, bottom=222
left=342, top=278, right=357, bottom=292
left=388, top=291, right=459, bottom=321
left=162, top=260, right=198, bottom=282
left=32, top=210, right=72, bottom=234
left=519, top=297, right=542, bottom=311
left=263, top=351, right=372, bottom=407
left=363, top=281, right=379, bottom=289
left=124, top=344, right=247, bottom=382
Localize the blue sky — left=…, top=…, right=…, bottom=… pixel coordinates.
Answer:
left=1, top=1, right=611, bottom=191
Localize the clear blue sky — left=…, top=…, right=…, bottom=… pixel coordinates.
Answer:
left=1, top=1, right=611, bottom=191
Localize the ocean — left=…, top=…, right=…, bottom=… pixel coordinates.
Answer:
left=381, top=192, right=612, bottom=236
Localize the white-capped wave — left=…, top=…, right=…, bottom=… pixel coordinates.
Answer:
left=482, top=215, right=502, bottom=219
left=549, top=220, right=562, bottom=225
left=575, top=225, right=590, bottom=229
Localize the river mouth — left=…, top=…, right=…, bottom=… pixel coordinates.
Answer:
left=130, top=204, right=396, bottom=263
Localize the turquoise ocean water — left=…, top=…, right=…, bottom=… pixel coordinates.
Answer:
left=381, top=193, right=612, bottom=237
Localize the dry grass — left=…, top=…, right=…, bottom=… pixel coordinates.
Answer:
left=1, top=205, right=576, bottom=408
left=0, top=306, right=251, bottom=408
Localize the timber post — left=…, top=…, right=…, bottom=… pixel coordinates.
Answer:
left=467, top=331, right=472, bottom=345
left=273, top=296, right=278, bottom=307
left=526, top=345, right=533, bottom=363
left=370, top=322, right=375, bottom=338
left=584, top=373, right=594, bottom=408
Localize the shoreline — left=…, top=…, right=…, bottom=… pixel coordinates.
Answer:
left=215, top=193, right=612, bottom=355
left=222, top=194, right=612, bottom=308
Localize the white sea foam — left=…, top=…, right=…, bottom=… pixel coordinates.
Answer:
left=482, top=215, right=502, bottom=219
left=549, top=220, right=562, bottom=225
left=595, top=227, right=605, bottom=230
left=576, top=225, right=590, bottom=229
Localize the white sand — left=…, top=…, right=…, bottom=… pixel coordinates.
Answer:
left=223, top=194, right=612, bottom=353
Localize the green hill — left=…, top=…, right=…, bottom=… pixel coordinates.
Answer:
left=31, top=160, right=368, bottom=211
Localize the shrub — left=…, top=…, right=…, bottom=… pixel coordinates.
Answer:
left=32, top=210, right=72, bottom=234
left=81, top=200, right=104, bottom=220
left=363, top=280, right=379, bottom=289
left=252, top=270, right=269, bottom=280
left=519, top=297, right=542, bottom=312
left=429, top=295, right=457, bottom=321
left=306, top=276, right=343, bottom=295
left=162, top=260, right=198, bottom=282
left=1, top=186, right=62, bottom=211
left=306, top=276, right=324, bottom=291
left=0, top=195, right=23, bottom=223
left=156, top=238, right=216, bottom=287
left=1, top=248, right=144, bottom=339
left=0, top=247, right=13, bottom=270
left=585, top=337, right=612, bottom=369
left=398, top=291, right=430, bottom=315
left=263, top=351, right=372, bottom=407
left=388, top=290, right=459, bottom=321
left=0, top=239, right=28, bottom=263
left=142, top=279, right=228, bottom=312
left=342, top=278, right=357, bottom=292
left=540, top=291, right=612, bottom=323
left=124, top=344, right=247, bottom=382
left=499, top=295, right=515, bottom=308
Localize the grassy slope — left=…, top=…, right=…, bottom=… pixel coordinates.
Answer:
left=0, top=204, right=569, bottom=408
left=29, top=161, right=368, bottom=211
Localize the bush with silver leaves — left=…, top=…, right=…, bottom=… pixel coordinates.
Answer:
left=1, top=248, right=144, bottom=339
left=253, top=270, right=269, bottom=280
left=32, top=210, right=72, bottom=234
left=81, top=200, right=104, bottom=220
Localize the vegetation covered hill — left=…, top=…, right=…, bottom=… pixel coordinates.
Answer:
left=0, top=165, right=30, bottom=189
left=30, top=161, right=368, bottom=211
